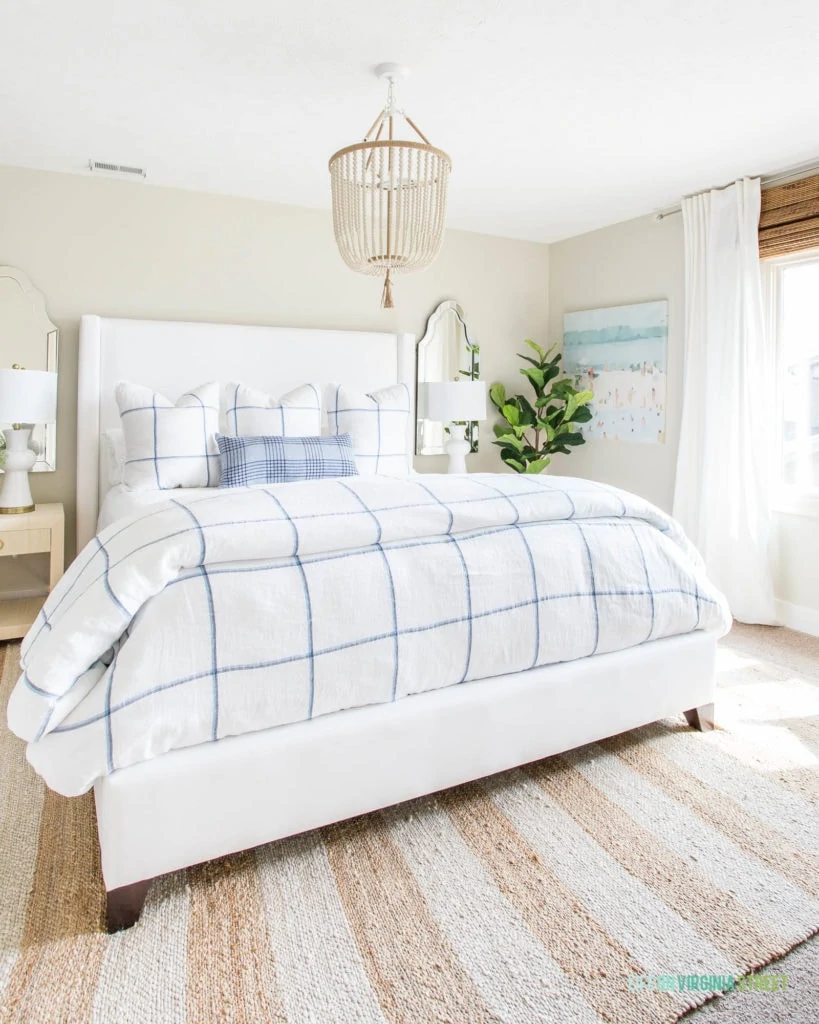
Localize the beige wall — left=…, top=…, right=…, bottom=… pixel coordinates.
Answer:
left=547, top=210, right=819, bottom=623
left=547, top=213, right=685, bottom=512
left=0, top=164, right=549, bottom=559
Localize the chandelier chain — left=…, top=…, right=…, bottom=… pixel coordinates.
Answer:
left=384, top=76, right=397, bottom=118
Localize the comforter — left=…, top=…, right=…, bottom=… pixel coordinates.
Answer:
left=8, top=474, right=731, bottom=795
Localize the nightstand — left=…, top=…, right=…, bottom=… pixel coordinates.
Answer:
left=0, top=503, right=64, bottom=641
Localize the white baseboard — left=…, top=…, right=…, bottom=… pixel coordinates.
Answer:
left=775, top=599, right=819, bottom=638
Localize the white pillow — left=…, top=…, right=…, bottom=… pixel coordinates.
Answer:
left=101, top=428, right=126, bottom=487
left=115, top=381, right=220, bottom=490
left=326, top=383, right=411, bottom=476
left=223, top=382, right=321, bottom=437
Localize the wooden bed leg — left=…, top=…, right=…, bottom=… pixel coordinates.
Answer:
left=684, top=703, right=715, bottom=732
left=106, top=879, right=152, bottom=933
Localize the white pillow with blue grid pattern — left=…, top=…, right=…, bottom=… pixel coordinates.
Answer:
left=115, top=381, right=220, bottom=490
left=223, top=382, right=321, bottom=437
left=326, top=383, right=411, bottom=476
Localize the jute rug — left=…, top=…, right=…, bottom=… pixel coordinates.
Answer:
left=1, top=624, right=817, bottom=1024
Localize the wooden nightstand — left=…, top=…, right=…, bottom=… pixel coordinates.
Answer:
left=0, top=503, right=64, bottom=641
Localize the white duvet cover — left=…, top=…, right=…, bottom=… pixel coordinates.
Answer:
left=97, top=483, right=208, bottom=531
left=8, top=474, right=731, bottom=795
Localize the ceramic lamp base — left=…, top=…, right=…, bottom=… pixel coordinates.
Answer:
left=0, top=427, right=36, bottom=514
left=444, top=423, right=471, bottom=474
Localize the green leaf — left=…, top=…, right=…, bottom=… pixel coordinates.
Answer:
left=564, top=388, right=593, bottom=422
left=503, top=455, right=526, bottom=473
left=563, top=394, right=580, bottom=421
left=523, top=338, right=545, bottom=360
left=489, top=383, right=506, bottom=408
left=524, top=457, right=550, bottom=474
left=573, top=405, right=593, bottom=423
left=520, top=367, right=546, bottom=392
left=492, top=423, right=509, bottom=438
left=516, top=395, right=538, bottom=426
left=493, top=432, right=524, bottom=452
left=501, top=403, right=520, bottom=426
left=517, top=354, right=543, bottom=368
left=560, top=431, right=586, bottom=446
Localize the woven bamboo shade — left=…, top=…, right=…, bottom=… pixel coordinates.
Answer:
left=329, top=69, right=451, bottom=308
left=759, top=174, right=819, bottom=258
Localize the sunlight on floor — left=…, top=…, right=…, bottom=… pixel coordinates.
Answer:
left=715, top=648, right=760, bottom=673
left=715, top=628, right=819, bottom=771
left=719, top=676, right=819, bottom=720
left=711, top=719, right=819, bottom=770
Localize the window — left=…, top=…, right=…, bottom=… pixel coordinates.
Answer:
left=766, top=249, right=819, bottom=500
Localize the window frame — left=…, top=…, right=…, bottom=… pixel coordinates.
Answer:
left=762, top=245, right=819, bottom=519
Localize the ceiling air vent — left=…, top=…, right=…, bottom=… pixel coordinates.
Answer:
left=88, top=160, right=146, bottom=178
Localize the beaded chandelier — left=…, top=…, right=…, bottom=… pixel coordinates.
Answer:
left=329, top=64, right=452, bottom=309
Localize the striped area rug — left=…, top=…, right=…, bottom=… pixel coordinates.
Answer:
left=1, top=624, right=817, bottom=1024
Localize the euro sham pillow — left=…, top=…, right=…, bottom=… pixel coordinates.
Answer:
left=115, top=381, right=220, bottom=490
left=326, top=383, right=411, bottom=476
left=217, top=433, right=359, bottom=487
left=224, top=382, right=321, bottom=437
left=101, top=428, right=126, bottom=488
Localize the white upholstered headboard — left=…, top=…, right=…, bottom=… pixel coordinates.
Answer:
left=76, top=315, right=415, bottom=552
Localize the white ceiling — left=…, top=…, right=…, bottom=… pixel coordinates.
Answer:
left=1, top=0, right=818, bottom=243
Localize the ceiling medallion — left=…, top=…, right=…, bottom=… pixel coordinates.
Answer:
left=329, top=63, right=452, bottom=309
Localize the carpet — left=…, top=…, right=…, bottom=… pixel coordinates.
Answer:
left=0, top=624, right=817, bottom=1024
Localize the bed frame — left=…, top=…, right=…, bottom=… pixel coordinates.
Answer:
left=76, top=314, right=716, bottom=931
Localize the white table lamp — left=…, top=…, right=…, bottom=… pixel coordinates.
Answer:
left=0, top=366, right=58, bottom=514
left=425, top=380, right=487, bottom=474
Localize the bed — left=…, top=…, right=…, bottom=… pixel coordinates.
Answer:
left=8, top=314, right=729, bottom=931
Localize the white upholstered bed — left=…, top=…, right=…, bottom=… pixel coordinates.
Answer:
left=20, top=315, right=724, bottom=930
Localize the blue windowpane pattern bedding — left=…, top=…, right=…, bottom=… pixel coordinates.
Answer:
left=8, top=474, right=732, bottom=795
left=217, top=433, right=359, bottom=487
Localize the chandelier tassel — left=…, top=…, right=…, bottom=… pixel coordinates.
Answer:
left=381, top=269, right=394, bottom=309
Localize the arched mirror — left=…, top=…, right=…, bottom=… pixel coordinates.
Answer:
left=416, top=300, right=480, bottom=455
left=0, top=267, right=59, bottom=471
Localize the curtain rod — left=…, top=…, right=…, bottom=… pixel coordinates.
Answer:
left=654, top=157, right=819, bottom=221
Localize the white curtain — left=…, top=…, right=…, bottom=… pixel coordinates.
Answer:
left=673, top=177, right=777, bottom=623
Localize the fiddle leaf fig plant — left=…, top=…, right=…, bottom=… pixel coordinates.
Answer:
left=490, top=339, right=594, bottom=474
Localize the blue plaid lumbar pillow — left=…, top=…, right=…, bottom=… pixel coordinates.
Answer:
left=217, top=433, right=359, bottom=487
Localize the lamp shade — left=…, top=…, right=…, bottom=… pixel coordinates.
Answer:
left=425, top=380, right=487, bottom=423
left=0, top=368, right=58, bottom=423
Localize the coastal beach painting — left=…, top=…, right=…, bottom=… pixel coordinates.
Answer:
left=563, top=300, right=668, bottom=444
